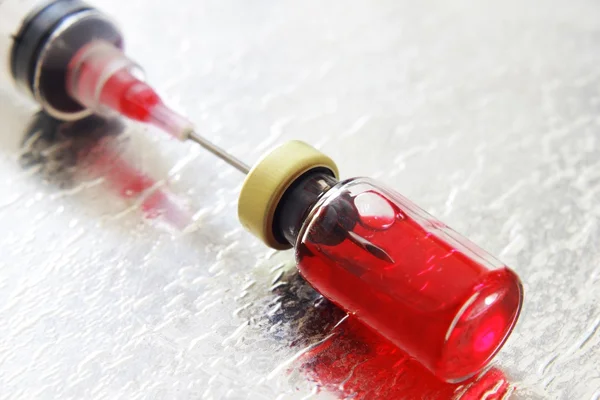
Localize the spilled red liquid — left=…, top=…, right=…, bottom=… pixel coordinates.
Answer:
left=298, top=317, right=512, bottom=400
left=297, top=189, right=522, bottom=381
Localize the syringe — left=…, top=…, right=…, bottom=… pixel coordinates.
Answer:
left=1, top=0, right=249, bottom=173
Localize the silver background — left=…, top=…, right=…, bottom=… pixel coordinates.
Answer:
left=0, top=0, right=599, bottom=398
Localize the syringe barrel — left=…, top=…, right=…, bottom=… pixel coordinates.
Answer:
left=0, top=0, right=123, bottom=120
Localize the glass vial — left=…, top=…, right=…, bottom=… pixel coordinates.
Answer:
left=238, top=141, right=523, bottom=383
left=277, top=173, right=523, bottom=382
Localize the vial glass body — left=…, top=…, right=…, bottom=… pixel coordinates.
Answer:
left=294, top=177, right=523, bottom=382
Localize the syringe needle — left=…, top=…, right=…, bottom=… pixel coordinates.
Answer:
left=188, top=131, right=251, bottom=175
left=64, top=41, right=251, bottom=176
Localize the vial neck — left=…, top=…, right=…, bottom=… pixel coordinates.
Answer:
left=274, top=170, right=338, bottom=247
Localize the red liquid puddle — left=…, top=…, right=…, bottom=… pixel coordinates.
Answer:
left=298, top=317, right=512, bottom=400
left=297, top=190, right=522, bottom=381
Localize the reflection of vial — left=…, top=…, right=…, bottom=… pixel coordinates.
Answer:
left=238, top=141, right=523, bottom=382
left=0, top=0, right=123, bottom=120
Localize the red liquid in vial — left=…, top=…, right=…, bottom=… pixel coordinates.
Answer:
left=296, top=188, right=522, bottom=382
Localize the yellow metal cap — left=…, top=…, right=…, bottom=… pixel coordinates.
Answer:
left=238, top=140, right=339, bottom=250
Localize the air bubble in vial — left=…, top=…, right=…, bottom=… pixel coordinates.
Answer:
left=354, top=191, right=396, bottom=230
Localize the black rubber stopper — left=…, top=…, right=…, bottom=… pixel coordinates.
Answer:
left=274, top=170, right=358, bottom=247
left=10, top=0, right=93, bottom=94
left=10, top=0, right=123, bottom=118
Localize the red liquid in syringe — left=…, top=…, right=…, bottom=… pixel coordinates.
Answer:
left=67, top=41, right=193, bottom=139
left=98, top=69, right=162, bottom=122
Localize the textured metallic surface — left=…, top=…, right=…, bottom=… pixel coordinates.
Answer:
left=0, top=0, right=599, bottom=398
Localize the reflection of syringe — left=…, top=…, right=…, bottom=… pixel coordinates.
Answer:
left=2, top=0, right=249, bottom=173
left=21, top=112, right=193, bottom=230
